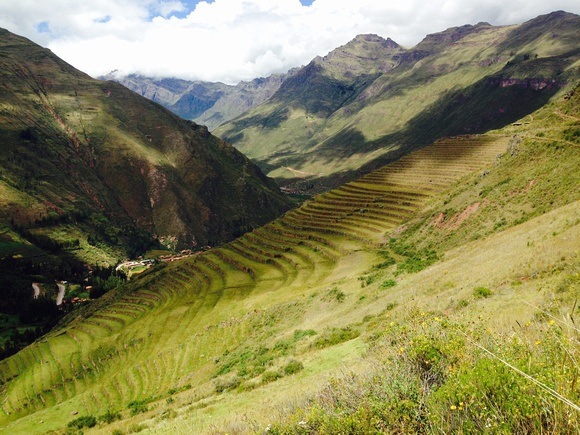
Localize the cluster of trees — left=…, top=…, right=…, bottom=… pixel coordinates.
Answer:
left=0, top=296, right=61, bottom=360
left=15, top=228, right=80, bottom=253
left=88, top=265, right=126, bottom=299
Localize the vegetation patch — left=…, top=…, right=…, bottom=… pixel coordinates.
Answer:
left=67, top=415, right=97, bottom=430
left=473, top=286, right=493, bottom=298
left=324, top=286, right=346, bottom=302
left=390, top=238, right=439, bottom=275
left=380, top=279, right=397, bottom=289
left=128, top=399, right=150, bottom=416
left=266, top=314, right=580, bottom=434
left=313, top=326, right=360, bottom=349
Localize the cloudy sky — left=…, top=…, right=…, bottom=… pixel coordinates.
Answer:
left=1, top=0, right=578, bottom=84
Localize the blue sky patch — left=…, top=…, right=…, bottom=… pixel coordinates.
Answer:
left=94, top=15, right=112, bottom=23
left=36, top=21, right=50, bottom=33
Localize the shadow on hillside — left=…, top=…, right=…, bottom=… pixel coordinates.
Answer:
left=283, top=73, right=565, bottom=191
left=223, top=107, right=290, bottom=143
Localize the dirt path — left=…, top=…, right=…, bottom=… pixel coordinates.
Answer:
left=553, top=110, right=579, bottom=122
left=283, top=166, right=318, bottom=177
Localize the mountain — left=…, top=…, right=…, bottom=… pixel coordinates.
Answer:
left=102, top=71, right=296, bottom=131
left=0, top=75, right=577, bottom=432
left=0, top=28, right=292, bottom=322
left=100, top=73, right=231, bottom=121
left=215, top=11, right=580, bottom=192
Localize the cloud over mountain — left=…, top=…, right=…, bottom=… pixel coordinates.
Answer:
left=1, top=0, right=579, bottom=83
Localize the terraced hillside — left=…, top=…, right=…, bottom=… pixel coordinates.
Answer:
left=0, top=134, right=511, bottom=432
left=0, top=82, right=578, bottom=434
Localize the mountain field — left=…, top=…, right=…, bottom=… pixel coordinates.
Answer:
left=0, top=75, right=577, bottom=432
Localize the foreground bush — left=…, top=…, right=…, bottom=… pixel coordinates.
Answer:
left=265, top=313, right=580, bottom=434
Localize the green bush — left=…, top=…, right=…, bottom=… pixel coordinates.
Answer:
left=380, top=279, right=397, bottom=289
left=314, top=327, right=360, bottom=349
left=284, top=359, right=304, bottom=375
left=67, top=415, right=97, bottom=429
left=293, top=329, right=317, bottom=340
left=262, top=370, right=283, bottom=384
left=473, top=286, right=492, bottom=298
left=129, top=423, right=147, bottom=433
left=215, top=376, right=242, bottom=393
left=389, top=239, right=439, bottom=275
left=99, top=409, right=121, bottom=424
left=326, top=287, right=345, bottom=302
left=128, top=400, right=148, bottom=416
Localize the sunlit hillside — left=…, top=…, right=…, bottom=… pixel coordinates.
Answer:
left=0, top=82, right=577, bottom=433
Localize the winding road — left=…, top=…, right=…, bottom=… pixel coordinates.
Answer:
left=56, top=282, right=66, bottom=306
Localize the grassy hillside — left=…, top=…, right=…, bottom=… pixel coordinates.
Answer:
left=216, top=12, right=579, bottom=193
left=0, top=79, right=577, bottom=433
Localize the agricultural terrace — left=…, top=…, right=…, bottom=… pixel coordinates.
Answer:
left=0, top=134, right=540, bottom=433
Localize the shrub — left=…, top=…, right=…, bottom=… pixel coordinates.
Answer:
left=293, top=329, right=317, bottom=341
left=325, top=287, right=345, bottom=302
left=314, top=327, right=360, bottom=349
left=67, top=415, right=97, bottom=429
left=358, top=274, right=378, bottom=287
left=373, top=256, right=396, bottom=270
left=284, top=359, right=304, bottom=375
left=128, top=400, right=148, bottom=416
left=129, top=423, right=147, bottom=433
left=473, top=286, right=492, bottom=298
left=262, top=370, right=283, bottom=384
left=99, top=409, right=121, bottom=424
left=215, top=376, right=242, bottom=393
left=380, top=279, right=397, bottom=289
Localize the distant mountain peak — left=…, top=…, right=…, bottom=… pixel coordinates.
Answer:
left=310, top=33, right=403, bottom=80
left=345, top=33, right=401, bottom=50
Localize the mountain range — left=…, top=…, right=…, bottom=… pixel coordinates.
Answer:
left=100, top=70, right=297, bottom=132
left=109, top=11, right=579, bottom=193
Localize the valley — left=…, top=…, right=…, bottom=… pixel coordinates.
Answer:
left=0, top=9, right=578, bottom=435
left=0, top=80, right=578, bottom=432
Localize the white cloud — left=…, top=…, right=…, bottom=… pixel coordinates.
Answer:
left=0, top=0, right=578, bottom=84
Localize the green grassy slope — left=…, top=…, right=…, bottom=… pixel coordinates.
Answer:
left=216, top=12, right=579, bottom=193
left=0, top=81, right=577, bottom=433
